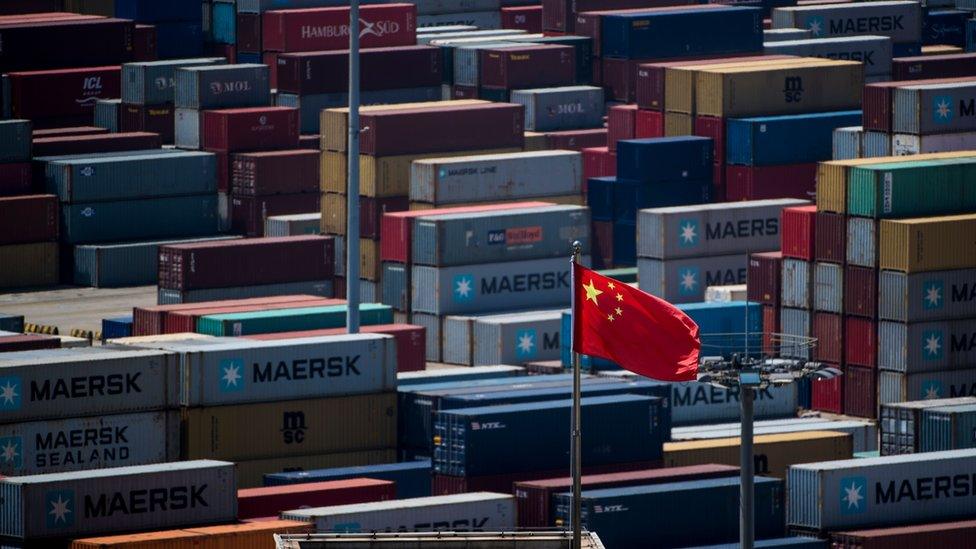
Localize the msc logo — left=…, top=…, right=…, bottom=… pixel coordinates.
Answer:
left=806, top=16, right=826, bottom=37
left=922, top=330, right=944, bottom=360
left=677, top=219, right=699, bottom=247
left=453, top=275, right=475, bottom=302
left=46, top=489, right=75, bottom=528
left=923, top=280, right=944, bottom=309
left=0, top=376, right=21, bottom=411
left=218, top=358, right=245, bottom=392
left=281, top=411, right=307, bottom=444
left=515, top=329, right=537, bottom=358
left=840, top=477, right=867, bottom=515
left=921, top=380, right=944, bottom=399
left=0, top=436, right=21, bottom=469
left=933, top=95, right=954, bottom=123
left=784, top=76, right=803, bottom=103
left=678, top=267, right=699, bottom=295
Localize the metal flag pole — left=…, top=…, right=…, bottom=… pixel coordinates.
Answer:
left=569, top=240, right=583, bottom=549
left=740, top=381, right=755, bottom=549
left=346, top=0, right=361, bottom=335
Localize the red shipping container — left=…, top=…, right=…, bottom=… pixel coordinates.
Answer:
left=237, top=12, right=262, bottom=53
left=634, top=54, right=788, bottom=111
left=232, top=150, right=319, bottom=196
left=607, top=105, right=637, bottom=152
left=158, top=236, right=334, bottom=291
left=693, top=115, right=725, bottom=166
left=811, top=370, right=843, bottom=414
left=361, top=195, right=409, bottom=240
left=244, top=323, right=426, bottom=373
left=582, top=147, right=616, bottom=186
left=359, top=103, right=523, bottom=156
left=712, top=163, right=726, bottom=202
left=862, top=76, right=976, bottom=132
left=432, top=460, right=663, bottom=496
left=592, top=220, right=614, bottom=269
left=333, top=276, right=346, bottom=302
left=602, top=58, right=649, bottom=103
left=32, top=126, right=107, bottom=138
left=120, top=104, right=174, bottom=144
left=747, top=251, right=782, bottom=305
left=0, top=163, right=32, bottom=196
left=892, top=53, right=976, bottom=81
left=263, top=51, right=278, bottom=86
left=132, top=295, right=324, bottom=336
left=570, top=3, right=704, bottom=53
left=480, top=45, right=575, bottom=90
left=276, top=45, right=441, bottom=95
left=544, top=128, right=607, bottom=150
left=725, top=163, right=816, bottom=202
left=0, top=18, right=134, bottom=73
left=844, top=265, right=876, bottom=318
left=781, top=205, right=817, bottom=260
left=450, top=85, right=478, bottom=99
left=762, top=304, right=779, bottom=352
left=5, top=66, right=120, bottom=120
left=207, top=42, right=237, bottom=64
left=299, top=134, right=320, bottom=150
left=133, top=24, right=157, bottom=62
left=845, top=316, right=877, bottom=368
left=501, top=6, right=543, bottom=33
left=812, top=312, right=843, bottom=364
left=231, top=192, right=320, bottom=237
left=163, top=298, right=342, bottom=334
left=262, top=4, right=417, bottom=53
left=380, top=201, right=553, bottom=264
left=814, top=211, right=846, bottom=264
left=201, top=107, right=300, bottom=153
left=514, top=464, right=738, bottom=528
left=0, top=194, right=58, bottom=245
left=635, top=109, right=664, bottom=138
left=237, top=479, right=395, bottom=520
left=0, top=333, right=60, bottom=352
left=830, top=519, right=976, bottom=548
left=843, top=365, right=876, bottom=419
left=31, top=132, right=162, bottom=157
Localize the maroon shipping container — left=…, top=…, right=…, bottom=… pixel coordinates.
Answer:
left=237, top=479, right=395, bottom=520
left=359, top=103, right=523, bottom=156
left=693, top=115, right=724, bottom=166
left=811, top=371, right=843, bottom=414
left=432, top=460, right=663, bottom=497
left=163, top=298, right=342, bottom=334
left=262, top=4, right=416, bottom=53
left=862, top=76, right=976, bottom=132
left=333, top=276, right=346, bottom=303
left=781, top=205, right=816, bottom=261
left=892, top=53, right=976, bottom=81
left=244, top=323, right=426, bottom=373
left=583, top=148, right=615, bottom=190
left=215, top=151, right=231, bottom=193
left=725, top=163, right=816, bottom=202
left=299, top=134, right=320, bottom=150
left=32, top=126, right=107, bottom=138
left=607, top=105, right=637, bottom=152
left=544, top=128, right=607, bottom=151
left=0, top=194, right=58, bottom=245
left=206, top=42, right=236, bottom=65
left=0, top=1, right=62, bottom=14
left=592, top=220, right=614, bottom=269
left=831, top=519, right=976, bottom=549
left=812, top=312, right=843, bottom=364
left=480, top=45, right=575, bottom=91
left=31, top=132, right=162, bottom=158
left=567, top=2, right=703, bottom=48
left=814, top=211, right=845, bottom=264
left=514, top=464, right=739, bottom=528
left=361, top=195, right=409, bottom=240
left=0, top=163, right=31, bottom=196
left=120, top=104, right=174, bottom=144
left=844, top=265, right=876, bottom=318
left=157, top=236, right=334, bottom=291
left=5, top=66, right=120, bottom=120
left=0, top=333, right=60, bottom=352
left=451, top=85, right=478, bottom=99
left=201, top=107, right=300, bottom=153
left=276, top=45, right=440, bottom=95
left=712, top=163, right=726, bottom=202
left=230, top=193, right=320, bottom=237
left=747, top=251, right=782, bottom=305
left=634, top=54, right=787, bottom=111
left=635, top=108, right=664, bottom=138
left=762, top=304, right=779, bottom=351
left=133, top=24, right=157, bottom=62
left=237, top=13, right=262, bottom=53
left=843, top=365, right=876, bottom=419
left=0, top=18, right=134, bottom=73
left=845, top=316, right=876, bottom=368
left=232, top=150, right=319, bottom=196
left=501, top=5, right=543, bottom=33
left=131, top=295, right=324, bottom=336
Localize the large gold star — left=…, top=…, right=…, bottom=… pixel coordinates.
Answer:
left=583, top=280, right=603, bottom=305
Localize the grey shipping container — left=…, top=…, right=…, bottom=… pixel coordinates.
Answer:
left=419, top=11, right=501, bottom=28
left=382, top=262, right=407, bottom=311
left=511, top=86, right=604, bottom=132
left=893, top=82, right=976, bottom=135
left=282, top=492, right=515, bottom=533
left=412, top=313, right=442, bottom=362
left=782, top=258, right=812, bottom=309
left=0, top=348, right=178, bottom=424
left=410, top=150, right=582, bottom=205
left=833, top=126, right=863, bottom=160
left=879, top=369, right=976, bottom=405
left=763, top=28, right=813, bottom=42
left=880, top=397, right=976, bottom=455
left=73, top=236, right=240, bottom=288
left=174, top=64, right=270, bottom=109
left=0, top=119, right=31, bottom=163
left=122, top=57, right=227, bottom=105
left=0, top=411, right=180, bottom=476
left=93, top=99, right=120, bottom=132
left=780, top=307, right=811, bottom=360
left=277, top=87, right=443, bottom=133
left=397, top=365, right=525, bottom=386
left=879, top=268, right=976, bottom=323
left=670, top=381, right=797, bottom=425
left=157, top=279, right=333, bottom=304
left=637, top=254, right=749, bottom=304
left=418, top=30, right=528, bottom=46
left=763, top=36, right=892, bottom=77
left=411, top=256, right=581, bottom=315
left=920, top=404, right=976, bottom=452
left=46, top=152, right=217, bottom=203
left=673, top=419, right=878, bottom=453
left=637, top=199, right=805, bottom=260
left=412, top=205, right=589, bottom=267
left=334, top=235, right=346, bottom=278
left=891, top=132, right=976, bottom=156
left=360, top=279, right=379, bottom=304
left=771, top=2, right=922, bottom=44
left=0, top=460, right=236, bottom=539
left=453, top=42, right=524, bottom=88
left=61, top=195, right=219, bottom=245
left=863, top=131, right=891, bottom=158
left=878, top=318, right=976, bottom=373
left=266, top=213, right=321, bottom=237
left=442, top=309, right=561, bottom=365
left=846, top=217, right=876, bottom=268
left=814, top=262, right=843, bottom=313
left=787, top=449, right=976, bottom=531
left=174, top=107, right=201, bottom=150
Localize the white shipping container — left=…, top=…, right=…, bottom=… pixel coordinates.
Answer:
left=265, top=213, right=321, bottom=237
left=637, top=254, right=749, bottom=305
left=891, top=132, right=976, bottom=156
left=705, top=284, right=748, bottom=303
left=781, top=258, right=812, bottom=309
left=672, top=418, right=878, bottom=452
left=670, top=382, right=797, bottom=425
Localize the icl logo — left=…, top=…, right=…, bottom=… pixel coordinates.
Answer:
left=452, top=274, right=475, bottom=302
left=0, top=436, right=21, bottom=469
left=218, top=358, right=245, bottom=392
left=677, top=219, right=699, bottom=248
left=839, top=477, right=867, bottom=515
left=515, top=329, right=537, bottom=358
left=923, top=280, right=944, bottom=309
left=46, top=489, right=75, bottom=528
left=0, top=376, right=21, bottom=411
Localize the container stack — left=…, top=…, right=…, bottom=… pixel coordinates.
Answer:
left=4, top=65, right=121, bottom=130
left=116, top=0, right=205, bottom=59
left=879, top=397, right=976, bottom=455
left=0, top=192, right=59, bottom=287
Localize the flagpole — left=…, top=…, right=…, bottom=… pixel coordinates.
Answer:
left=569, top=240, right=583, bottom=549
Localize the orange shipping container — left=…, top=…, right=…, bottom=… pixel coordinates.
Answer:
left=71, top=520, right=313, bottom=549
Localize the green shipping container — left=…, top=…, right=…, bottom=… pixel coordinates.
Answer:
left=847, top=158, right=976, bottom=218
left=196, top=303, right=394, bottom=336
left=62, top=195, right=220, bottom=244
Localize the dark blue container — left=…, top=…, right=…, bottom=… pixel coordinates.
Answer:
left=155, top=21, right=205, bottom=59
left=0, top=314, right=24, bottom=333
left=612, top=219, right=636, bottom=266
left=397, top=367, right=525, bottom=387
left=238, top=52, right=264, bottom=64
left=101, top=316, right=133, bottom=340
left=263, top=460, right=432, bottom=498
left=433, top=394, right=667, bottom=476
left=612, top=177, right=711, bottom=222
left=554, top=476, right=785, bottom=547
left=968, top=20, right=976, bottom=52
left=923, top=10, right=968, bottom=47
left=601, top=7, right=763, bottom=59
left=795, top=375, right=812, bottom=410
left=892, top=41, right=922, bottom=57
left=587, top=176, right=615, bottom=222
left=616, top=137, right=713, bottom=182
left=116, top=0, right=201, bottom=23
left=725, top=111, right=862, bottom=166
left=683, top=536, right=827, bottom=548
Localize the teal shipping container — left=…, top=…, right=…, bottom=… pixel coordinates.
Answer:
left=920, top=403, right=976, bottom=452
left=61, top=195, right=220, bottom=244
left=196, top=303, right=393, bottom=336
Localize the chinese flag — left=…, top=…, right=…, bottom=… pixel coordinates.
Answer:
left=572, top=264, right=700, bottom=382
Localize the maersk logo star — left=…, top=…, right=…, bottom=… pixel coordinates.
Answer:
left=922, top=381, right=943, bottom=399
left=0, top=377, right=21, bottom=411
left=678, top=268, right=699, bottom=295
left=453, top=275, right=475, bottom=302
left=0, top=436, right=21, bottom=469
left=923, top=281, right=944, bottom=309
left=678, top=219, right=699, bottom=247
left=219, top=358, right=245, bottom=392
left=46, top=490, right=74, bottom=528
left=807, top=16, right=825, bottom=37
left=923, top=331, right=943, bottom=359
left=840, top=477, right=866, bottom=514
left=933, top=95, right=954, bottom=123
left=515, top=329, right=537, bottom=358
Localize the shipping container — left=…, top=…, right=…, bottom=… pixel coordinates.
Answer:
left=891, top=131, right=976, bottom=155
left=61, top=194, right=219, bottom=245
left=879, top=214, right=976, bottom=273
left=920, top=403, right=976, bottom=452
left=238, top=479, right=396, bottom=520
left=878, top=318, right=976, bottom=373
left=231, top=192, right=320, bottom=237
left=815, top=212, right=846, bottom=264
left=122, top=57, right=225, bottom=105
left=397, top=365, right=525, bottom=387
left=782, top=206, right=816, bottom=261
left=812, top=312, right=843, bottom=363
left=232, top=150, right=318, bottom=196
left=276, top=46, right=440, bottom=95
left=881, top=397, right=976, bottom=455
left=845, top=217, right=876, bottom=269
left=843, top=365, right=877, bottom=419
left=893, top=81, right=976, bottom=135
left=238, top=449, right=396, bottom=489
left=814, top=263, right=843, bottom=313
left=441, top=309, right=562, bottom=366
left=173, top=64, right=269, bottom=110
left=71, top=520, right=314, bottom=548
left=616, top=136, right=712, bottom=182
left=201, top=106, right=300, bottom=152
left=266, top=460, right=431, bottom=499
left=880, top=369, right=976, bottom=406
left=673, top=418, right=877, bottom=453
left=638, top=254, right=748, bottom=304
left=321, top=100, right=487, bottom=152
left=830, top=519, right=976, bottom=549
left=276, top=86, right=443, bottom=133
left=92, top=98, right=120, bottom=132
left=76, top=236, right=241, bottom=288
left=196, top=303, right=391, bottom=336
left=158, top=280, right=334, bottom=305
left=601, top=7, right=763, bottom=59
left=4, top=67, right=119, bottom=122
left=34, top=131, right=164, bottom=159
left=0, top=119, right=31, bottom=163
left=726, top=111, right=862, bottom=166
left=670, top=381, right=796, bottom=425
left=263, top=4, right=417, bottom=52
left=266, top=213, right=321, bottom=237
left=748, top=251, right=782, bottom=305
left=726, top=163, right=817, bottom=202
left=510, top=86, right=603, bottom=132
left=763, top=36, right=892, bottom=77
left=359, top=103, right=523, bottom=155
left=772, top=1, right=922, bottom=43
left=879, top=268, right=976, bottom=323
left=0, top=194, right=58, bottom=245
left=479, top=44, right=575, bottom=90
left=781, top=258, right=812, bottom=309
left=780, top=307, right=812, bottom=359
left=892, top=53, right=976, bottom=81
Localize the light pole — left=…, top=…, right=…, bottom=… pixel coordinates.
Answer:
left=346, top=0, right=360, bottom=334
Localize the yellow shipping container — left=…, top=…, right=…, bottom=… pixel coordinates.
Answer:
left=320, top=100, right=487, bottom=152
left=0, top=242, right=58, bottom=289
left=696, top=59, right=862, bottom=118
left=880, top=214, right=976, bottom=273
left=408, top=194, right=583, bottom=210
left=235, top=449, right=396, bottom=488
left=524, top=131, right=548, bottom=151
left=70, top=530, right=201, bottom=549
left=664, top=57, right=804, bottom=115
left=320, top=192, right=346, bottom=235
left=182, top=393, right=396, bottom=461
left=320, top=151, right=348, bottom=194
left=70, top=520, right=313, bottom=549
left=664, top=112, right=693, bottom=136
left=662, top=431, right=852, bottom=478
left=360, top=237, right=382, bottom=281
left=921, top=45, right=963, bottom=56
left=360, top=148, right=520, bottom=197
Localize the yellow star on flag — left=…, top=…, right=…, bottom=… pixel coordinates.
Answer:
left=616, top=293, right=624, bottom=302
left=583, top=280, right=603, bottom=305
left=608, top=282, right=616, bottom=290
left=615, top=307, right=622, bottom=316
left=607, top=314, right=614, bottom=322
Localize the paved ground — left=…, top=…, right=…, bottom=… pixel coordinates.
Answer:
left=0, top=285, right=157, bottom=334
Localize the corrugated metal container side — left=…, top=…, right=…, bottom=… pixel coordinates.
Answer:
left=782, top=205, right=817, bottom=260
left=833, top=126, right=863, bottom=160
left=201, top=106, right=300, bottom=153
left=173, top=64, right=271, bottom=109
left=74, top=236, right=241, bottom=288
left=359, top=103, right=524, bottom=156
left=725, top=163, right=817, bottom=202
left=157, top=280, right=334, bottom=305
left=843, top=365, right=877, bottom=419
left=61, top=195, right=220, bottom=245
left=275, top=45, right=440, bottom=95
left=0, top=119, right=32, bottom=163
left=763, top=35, right=892, bottom=77
left=510, top=86, right=604, bottom=132
left=397, top=365, right=524, bottom=386
left=132, top=295, right=325, bottom=337
left=230, top=193, right=320, bottom=237
left=264, top=459, right=431, bottom=499
left=879, top=214, right=976, bottom=273
left=264, top=5, right=417, bottom=52
left=469, top=310, right=563, bottom=366
left=601, top=7, right=763, bottom=59
left=0, top=460, right=237, bottom=539
left=892, top=131, right=976, bottom=156
left=266, top=213, right=321, bottom=237
left=829, top=519, right=976, bottom=548
left=638, top=254, right=748, bottom=304
left=780, top=307, right=811, bottom=359
left=848, top=158, right=976, bottom=218
left=616, top=136, right=712, bottom=182
left=46, top=152, right=217, bottom=203
left=764, top=28, right=814, bottom=42
left=781, top=258, right=812, bottom=309
left=845, top=316, right=877, bottom=368
left=0, top=242, right=59, bottom=289
left=844, top=265, right=877, bottom=318
left=893, top=82, right=976, bottom=135
left=772, top=1, right=922, bottom=43
left=878, top=318, right=976, bottom=373
left=892, top=53, right=976, bottom=81
left=814, top=262, right=843, bottom=313
left=846, top=217, right=877, bottom=268
left=237, top=449, right=396, bottom=489
left=748, top=251, right=783, bottom=305
left=815, top=212, right=846, bottom=264
left=879, top=369, right=976, bottom=406
left=920, top=404, right=976, bottom=452
left=232, top=149, right=318, bottom=196
left=670, top=381, right=796, bottom=425
left=122, top=57, right=226, bottom=105
left=813, top=312, right=843, bottom=363
left=812, top=374, right=843, bottom=414
left=92, top=99, right=119, bottom=132
left=196, top=303, right=392, bottom=336
left=412, top=313, right=442, bottom=362
left=673, top=419, right=877, bottom=453
left=880, top=397, right=976, bottom=455
left=726, top=110, right=863, bottom=166
left=879, top=268, right=976, bottom=323
left=0, top=194, right=59, bottom=245
left=238, top=479, right=396, bottom=520
left=763, top=305, right=780, bottom=351
left=479, top=44, right=575, bottom=89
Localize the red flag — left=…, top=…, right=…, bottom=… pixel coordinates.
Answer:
left=572, top=263, right=700, bottom=381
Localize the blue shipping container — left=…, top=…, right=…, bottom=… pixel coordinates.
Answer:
left=0, top=314, right=24, bottom=333
left=101, top=316, right=133, bottom=340
left=433, top=394, right=667, bottom=476
left=685, top=537, right=827, bottom=549
left=725, top=111, right=862, bottom=166
left=237, top=52, right=263, bottom=64
left=616, top=137, right=713, bottom=182
left=587, top=177, right=615, bottom=222
left=211, top=1, right=237, bottom=45
left=396, top=367, right=526, bottom=387
left=116, top=0, right=201, bottom=22
left=612, top=178, right=711, bottom=222
left=612, top=219, right=636, bottom=266
left=554, top=476, right=785, bottom=547
left=602, top=7, right=763, bottom=59
left=156, top=21, right=205, bottom=59
left=923, top=10, right=968, bottom=47
left=920, top=403, right=976, bottom=452
left=263, top=460, right=432, bottom=499
left=61, top=195, right=219, bottom=244
left=892, top=42, right=922, bottom=57
left=968, top=20, right=976, bottom=53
